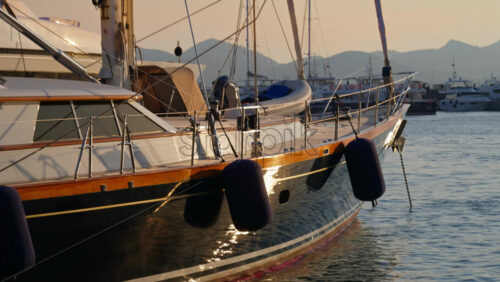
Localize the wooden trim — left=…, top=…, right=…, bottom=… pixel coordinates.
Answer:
left=16, top=165, right=223, bottom=201
left=0, top=95, right=142, bottom=102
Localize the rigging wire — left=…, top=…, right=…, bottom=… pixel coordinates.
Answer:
left=270, top=0, right=297, bottom=73
left=136, top=0, right=224, bottom=44
left=257, top=15, right=276, bottom=79
left=123, top=0, right=263, bottom=107
left=140, top=0, right=268, bottom=102
left=4, top=3, right=193, bottom=118
left=0, top=1, right=269, bottom=174
left=183, top=0, right=209, bottom=105
left=313, top=0, right=330, bottom=72
left=199, top=26, right=245, bottom=106
left=196, top=0, right=253, bottom=104
left=16, top=31, right=27, bottom=73
left=4, top=0, right=222, bottom=108
left=311, top=34, right=322, bottom=75
left=229, top=0, right=245, bottom=80
left=313, top=0, right=330, bottom=66
left=252, top=0, right=258, bottom=105
left=7, top=1, right=225, bottom=74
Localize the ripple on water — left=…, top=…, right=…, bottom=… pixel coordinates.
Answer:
left=260, top=112, right=500, bottom=281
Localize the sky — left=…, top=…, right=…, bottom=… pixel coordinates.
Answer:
left=16, top=0, right=500, bottom=64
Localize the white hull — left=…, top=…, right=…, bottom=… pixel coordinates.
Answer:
left=439, top=99, right=490, bottom=112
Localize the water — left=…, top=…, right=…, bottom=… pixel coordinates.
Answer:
left=260, top=111, right=500, bottom=281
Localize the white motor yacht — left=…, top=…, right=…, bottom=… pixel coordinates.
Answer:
left=438, top=78, right=491, bottom=112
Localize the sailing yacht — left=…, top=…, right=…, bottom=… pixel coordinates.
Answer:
left=0, top=0, right=412, bottom=281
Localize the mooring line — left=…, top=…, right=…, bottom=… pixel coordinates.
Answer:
left=398, top=149, right=413, bottom=211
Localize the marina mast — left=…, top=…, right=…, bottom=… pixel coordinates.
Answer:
left=287, top=0, right=305, bottom=80
left=307, top=0, right=311, bottom=78
left=96, top=0, right=136, bottom=89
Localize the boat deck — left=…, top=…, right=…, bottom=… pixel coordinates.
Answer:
left=157, top=108, right=389, bottom=170
left=11, top=108, right=392, bottom=187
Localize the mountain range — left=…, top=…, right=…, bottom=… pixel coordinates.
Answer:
left=140, top=39, right=500, bottom=86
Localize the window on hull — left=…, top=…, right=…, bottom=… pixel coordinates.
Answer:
left=34, top=101, right=165, bottom=142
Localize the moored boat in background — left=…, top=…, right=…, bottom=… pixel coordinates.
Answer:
left=406, top=80, right=437, bottom=115
left=479, top=75, right=500, bottom=111
left=437, top=58, right=491, bottom=112
left=438, top=78, right=491, bottom=112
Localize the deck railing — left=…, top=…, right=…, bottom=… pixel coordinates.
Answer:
left=0, top=73, right=414, bottom=181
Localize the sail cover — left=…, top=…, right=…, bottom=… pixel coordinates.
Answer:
left=136, top=65, right=207, bottom=115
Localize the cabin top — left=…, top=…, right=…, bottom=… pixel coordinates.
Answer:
left=0, top=77, right=141, bottom=101
left=0, top=77, right=178, bottom=146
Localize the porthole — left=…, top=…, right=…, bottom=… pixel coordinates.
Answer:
left=279, top=190, right=290, bottom=204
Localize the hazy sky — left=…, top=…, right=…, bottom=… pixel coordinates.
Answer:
left=18, top=0, right=500, bottom=63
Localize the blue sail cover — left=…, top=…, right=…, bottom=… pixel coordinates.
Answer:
left=260, top=84, right=292, bottom=100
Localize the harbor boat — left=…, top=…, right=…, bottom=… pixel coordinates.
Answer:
left=0, top=0, right=412, bottom=281
left=478, top=75, right=500, bottom=111
left=438, top=78, right=491, bottom=112
left=405, top=80, right=437, bottom=115
left=438, top=58, right=491, bottom=112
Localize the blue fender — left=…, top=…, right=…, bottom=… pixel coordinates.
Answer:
left=345, top=138, right=386, bottom=201
left=0, top=186, right=35, bottom=277
left=222, top=160, right=272, bottom=231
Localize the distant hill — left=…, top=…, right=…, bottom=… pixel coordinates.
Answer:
left=140, top=39, right=500, bottom=86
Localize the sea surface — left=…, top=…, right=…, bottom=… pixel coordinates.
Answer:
left=260, top=111, right=500, bottom=281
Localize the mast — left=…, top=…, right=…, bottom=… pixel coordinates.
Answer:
left=286, top=0, right=305, bottom=80
left=246, top=0, right=250, bottom=88
left=452, top=53, right=456, bottom=81
left=253, top=0, right=258, bottom=105
left=307, top=0, right=311, bottom=78
left=374, top=0, right=394, bottom=102
left=96, top=0, right=135, bottom=89
left=126, top=0, right=135, bottom=82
